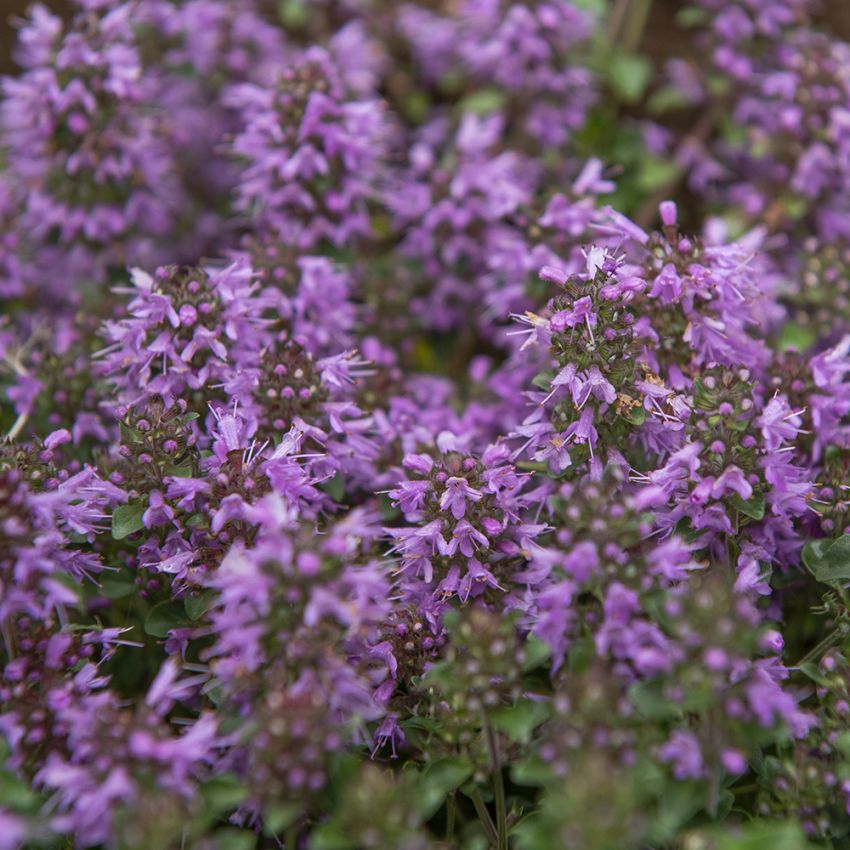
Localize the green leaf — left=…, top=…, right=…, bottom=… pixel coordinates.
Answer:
left=144, top=600, right=191, bottom=638
left=401, top=714, right=442, bottom=735
left=99, top=579, right=137, bottom=599
left=567, top=637, right=595, bottom=673
left=531, top=372, right=555, bottom=392
left=511, top=812, right=547, bottom=850
left=422, top=756, right=474, bottom=792
left=571, top=0, right=606, bottom=13
left=0, top=770, right=39, bottom=810
left=520, top=636, right=551, bottom=673
left=378, top=493, right=400, bottom=522
left=510, top=756, right=551, bottom=788
left=320, top=472, right=345, bottom=503
left=713, top=821, right=811, bottom=850
left=778, top=323, right=816, bottom=353
left=111, top=502, right=146, bottom=540
left=309, top=824, right=355, bottom=850
left=637, top=156, right=680, bottom=193
left=213, top=828, right=256, bottom=850
left=629, top=679, right=678, bottom=720
left=730, top=491, right=765, bottom=521
left=278, top=0, right=307, bottom=27
left=328, top=753, right=362, bottom=790
left=263, top=802, right=301, bottom=835
left=401, top=92, right=431, bottom=125
left=716, top=788, right=735, bottom=820
left=201, top=775, right=249, bottom=815
left=459, top=88, right=507, bottom=116
left=824, top=534, right=850, bottom=570
left=184, top=589, right=217, bottom=621
left=412, top=339, right=439, bottom=372
left=676, top=6, right=708, bottom=27
left=802, top=535, right=850, bottom=584
left=801, top=538, right=830, bottom=574
left=608, top=54, right=653, bottom=104
left=647, top=84, right=690, bottom=114
left=163, top=463, right=193, bottom=478
left=835, top=731, right=850, bottom=757
left=490, top=700, right=550, bottom=745
left=798, top=661, right=831, bottom=688
left=783, top=195, right=808, bottom=221
left=418, top=757, right=473, bottom=819
left=648, top=781, right=704, bottom=843
left=516, top=461, right=549, bottom=473
left=623, top=403, right=646, bottom=427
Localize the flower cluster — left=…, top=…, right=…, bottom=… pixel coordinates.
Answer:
left=0, top=1, right=186, bottom=295
left=3, top=1, right=850, bottom=848
left=387, top=444, right=534, bottom=608
left=228, top=47, right=387, bottom=250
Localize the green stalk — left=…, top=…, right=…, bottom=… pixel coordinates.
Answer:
left=446, top=791, right=456, bottom=846
left=622, top=0, right=653, bottom=52
left=470, top=788, right=498, bottom=847
left=486, top=725, right=508, bottom=850
left=607, top=0, right=630, bottom=42
left=795, top=628, right=842, bottom=668
left=285, top=825, right=298, bottom=849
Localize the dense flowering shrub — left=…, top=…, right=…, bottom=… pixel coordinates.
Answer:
left=2, top=1, right=850, bottom=848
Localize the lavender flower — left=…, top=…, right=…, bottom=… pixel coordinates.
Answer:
left=0, top=1, right=187, bottom=294
left=228, top=48, right=388, bottom=250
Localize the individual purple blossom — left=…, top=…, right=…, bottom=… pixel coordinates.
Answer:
left=439, top=476, right=484, bottom=520
left=658, top=730, right=704, bottom=780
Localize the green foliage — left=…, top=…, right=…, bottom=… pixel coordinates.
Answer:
left=607, top=54, right=653, bottom=104
left=144, top=599, right=191, bottom=637
left=111, top=501, right=146, bottom=539
left=730, top=492, right=766, bottom=522
left=803, top=535, right=850, bottom=584
left=695, top=820, right=813, bottom=850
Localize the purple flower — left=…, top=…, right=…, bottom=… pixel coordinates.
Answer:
left=658, top=730, right=703, bottom=780
left=445, top=519, right=489, bottom=558
left=439, top=476, right=484, bottom=520
left=228, top=48, right=387, bottom=250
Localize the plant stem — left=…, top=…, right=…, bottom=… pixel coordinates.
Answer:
left=470, top=788, right=498, bottom=847
left=795, top=628, right=842, bottom=668
left=731, top=783, right=759, bottom=795
left=446, top=791, right=456, bottom=846
left=608, top=0, right=653, bottom=50
left=6, top=410, right=28, bottom=441
left=607, top=0, right=630, bottom=42
left=622, top=0, right=653, bottom=52
left=486, top=725, right=508, bottom=850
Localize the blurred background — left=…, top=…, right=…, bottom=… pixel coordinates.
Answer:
left=2, top=0, right=849, bottom=74
left=1, top=0, right=69, bottom=73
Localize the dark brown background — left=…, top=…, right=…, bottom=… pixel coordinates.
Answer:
left=1, top=0, right=849, bottom=75
left=2, top=0, right=69, bottom=73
